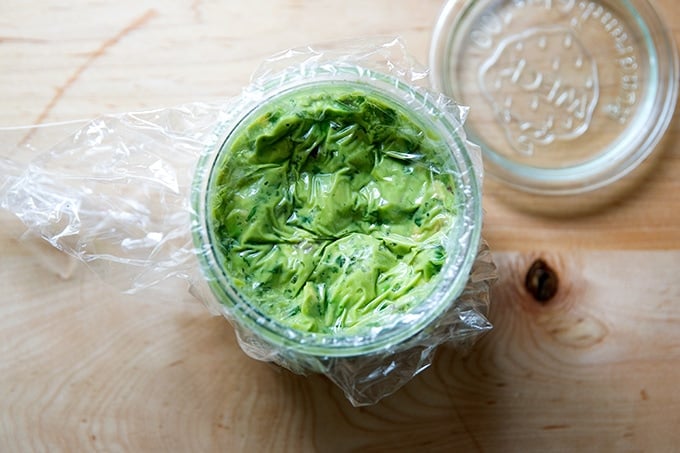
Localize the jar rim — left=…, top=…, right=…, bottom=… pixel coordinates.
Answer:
left=191, top=66, right=483, bottom=357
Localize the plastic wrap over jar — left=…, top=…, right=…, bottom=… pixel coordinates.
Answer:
left=0, top=37, right=496, bottom=406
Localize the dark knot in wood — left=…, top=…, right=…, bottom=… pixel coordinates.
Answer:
left=524, top=259, right=559, bottom=304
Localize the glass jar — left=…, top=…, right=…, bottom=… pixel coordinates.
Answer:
left=190, top=65, right=483, bottom=366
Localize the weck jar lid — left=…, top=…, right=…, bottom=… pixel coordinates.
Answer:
left=430, top=0, right=679, bottom=195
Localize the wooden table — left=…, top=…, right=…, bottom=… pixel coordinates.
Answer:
left=1, top=1, right=678, bottom=451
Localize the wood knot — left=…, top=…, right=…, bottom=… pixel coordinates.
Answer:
left=524, top=259, right=559, bottom=304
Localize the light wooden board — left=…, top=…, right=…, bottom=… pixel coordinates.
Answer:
left=1, top=0, right=679, bottom=451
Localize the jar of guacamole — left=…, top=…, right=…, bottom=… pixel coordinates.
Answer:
left=191, top=65, right=482, bottom=367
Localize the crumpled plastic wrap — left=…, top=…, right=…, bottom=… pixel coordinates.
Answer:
left=0, top=37, right=496, bottom=406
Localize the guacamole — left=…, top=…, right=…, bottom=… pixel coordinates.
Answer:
left=208, top=87, right=459, bottom=333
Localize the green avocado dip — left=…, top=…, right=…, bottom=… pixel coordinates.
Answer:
left=208, top=86, right=460, bottom=334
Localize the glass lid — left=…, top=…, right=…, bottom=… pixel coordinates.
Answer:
left=430, top=0, right=678, bottom=195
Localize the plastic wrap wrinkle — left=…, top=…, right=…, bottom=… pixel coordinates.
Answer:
left=2, top=103, right=233, bottom=293
left=0, top=37, right=496, bottom=406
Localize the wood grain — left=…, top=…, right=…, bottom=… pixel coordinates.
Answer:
left=1, top=0, right=680, bottom=451
left=3, top=230, right=678, bottom=451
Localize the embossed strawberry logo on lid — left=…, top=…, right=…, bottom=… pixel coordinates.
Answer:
left=431, top=0, right=678, bottom=198
left=479, top=27, right=599, bottom=156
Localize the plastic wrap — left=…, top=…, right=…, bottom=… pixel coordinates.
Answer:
left=0, top=37, right=496, bottom=406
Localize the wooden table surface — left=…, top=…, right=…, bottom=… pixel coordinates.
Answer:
left=1, top=1, right=679, bottom=451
